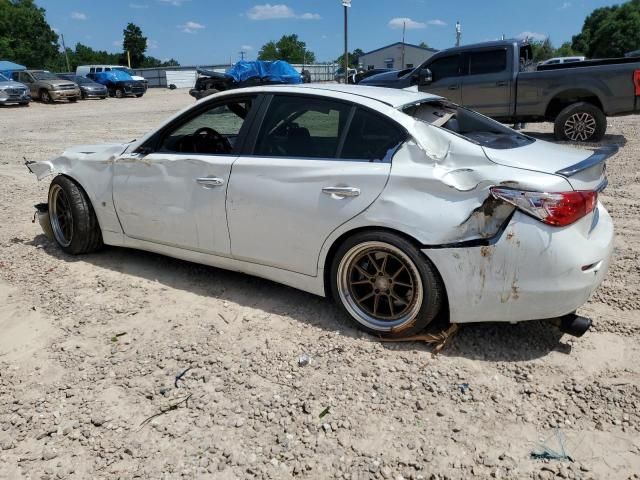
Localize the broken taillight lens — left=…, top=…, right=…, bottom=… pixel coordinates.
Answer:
left=490, top=187, right=597, bottom=227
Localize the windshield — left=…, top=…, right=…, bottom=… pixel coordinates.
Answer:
left=70, top=76, right=92, bottom=84
left=403, top=100, right=535, bottom=150
left=0, top=73, right=8, bottom=82
left=32, top=71, right=61, bottom=81
left=114, top=67, right=135, bottom=76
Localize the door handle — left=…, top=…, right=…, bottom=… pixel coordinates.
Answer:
left=322, top=186, right=360, bottom=198
left=196, top=176, right=225, bottom=188
left=448, top=85, right=459, bottom=90
left=495, top=81, right=507, bottom=87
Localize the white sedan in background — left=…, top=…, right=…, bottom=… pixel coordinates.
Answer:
left=28, top=85, right=614, bottom=338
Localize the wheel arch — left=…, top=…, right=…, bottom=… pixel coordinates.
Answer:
left=544, top=89, right=604, bottom=120
left=321, top=225, right=450, bottom=319
left=50, top=173, right=103, bottom=230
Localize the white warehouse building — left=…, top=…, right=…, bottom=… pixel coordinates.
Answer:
left=359, top=42, right=438, bottom=70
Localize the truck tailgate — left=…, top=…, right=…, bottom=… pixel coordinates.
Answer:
left=483, top=141, right=617, bottom=191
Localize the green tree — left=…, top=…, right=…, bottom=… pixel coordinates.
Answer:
left=418, top=41, right=430, bottom=49
left=0, top=0, right=59, bottom=68
left=572, top=0, right=640, bottom=58
left=122, top=22, right=147, bottom=67
left=257, top=34, right=315, bottom=63
left=140, top=56, right=180, bottom=68
left=554, top=42, right=579, bottom=57
left=531, top=38, right=555, bottom=62
left=334, top=48, right=364, bottom=67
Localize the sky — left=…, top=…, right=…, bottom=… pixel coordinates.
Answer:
left=37, top=0, right=626, bottom=65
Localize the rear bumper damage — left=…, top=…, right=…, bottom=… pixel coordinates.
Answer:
left=424, top=203, right=614, bottom=324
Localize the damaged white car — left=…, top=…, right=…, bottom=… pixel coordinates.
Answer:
left=27, top=85, right=615, bottom=337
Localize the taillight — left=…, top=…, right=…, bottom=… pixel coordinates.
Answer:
left=634, top=70, right=640, bottom=96
left=490, top=187, right=597, bottom=227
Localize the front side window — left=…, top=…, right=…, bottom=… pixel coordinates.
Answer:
left=427, top=55, right=460, bottom=82
left=468, top=49, right=507, bottom=75
left=254, top=96, right=351, bottom=158
left=160, top=96, right=255, bottom=155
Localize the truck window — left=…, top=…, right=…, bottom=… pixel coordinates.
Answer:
left=89, top=67, right=95, bottom=73
left=427, top=55, right=460, bottom=82
left=468, top=49, right=507, bottom=75
left=96, top=68, right=103, bottom=72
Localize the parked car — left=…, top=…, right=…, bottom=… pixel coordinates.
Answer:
left=354, top=68, right=393, bottom=84
left=360, top=39, right=640, bottom=142
left=76, top=65, right=148, bottom=91
left=334, top=67, right=358, bottom=83
left=27, top=85, right=613, bottom=338
left=189, top=60, right=302, bottom=100
left=58, top=74, right=107, bottom=100
left=0, top=72, right=30, bottom=105
left=626, top=50, right=640, bottom=58
left=87, top=70, right=145, bottom=98
left=11, top=70, right=80, bottom=103
left=539, top=56, right=586, bottom=66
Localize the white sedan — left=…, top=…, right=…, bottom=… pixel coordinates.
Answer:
left=27, top=85, right=614, bottom=338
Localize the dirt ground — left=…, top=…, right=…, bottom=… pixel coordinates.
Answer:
left=0, top=89, right=638, bottom=480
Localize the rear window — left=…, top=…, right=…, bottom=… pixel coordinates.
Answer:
left=403, top=100, right=534, bottom=150
left=468, top=49, right=507, bottom=75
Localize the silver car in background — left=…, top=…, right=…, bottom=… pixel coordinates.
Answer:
left=0, top=73, right=30, bottom=106
left=27, top=85, right=614, bottom=338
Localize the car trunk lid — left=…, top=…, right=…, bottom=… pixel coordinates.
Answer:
left=482, top=140, right=617, bottom=191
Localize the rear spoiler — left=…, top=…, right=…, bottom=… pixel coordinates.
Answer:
left=556, top=144, right=618, bottom=177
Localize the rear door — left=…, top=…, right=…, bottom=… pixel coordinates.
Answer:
left=460, top=48, right=512, bottom=118
left=419, top=54, right=462, bottom=104
left=226, top=94, right=406, bottom=276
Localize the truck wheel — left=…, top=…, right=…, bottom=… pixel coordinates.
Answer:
left=330, top=231, right=444, bottom=338
left=48, top=176, right=103, bottom=255
left=40, top=89, right=52, bottom=103
left=115, top=88, right=125, bottom=98
left=554, top=102, right=606, bottom=142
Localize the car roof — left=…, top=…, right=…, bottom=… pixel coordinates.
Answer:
left=239, top=84, right=439, bottom=108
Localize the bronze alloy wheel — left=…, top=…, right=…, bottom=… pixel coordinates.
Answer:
left=337, top=241, right=424, bottom=331
left=49, top=183, right=74, bottom=247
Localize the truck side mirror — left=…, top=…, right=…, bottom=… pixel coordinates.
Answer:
left=419, top=68, right=433, bottom=85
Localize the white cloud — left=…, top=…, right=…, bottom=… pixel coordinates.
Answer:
left=159, top=0, right=189, bottom=5
left=516, top=31, right=547, bottom=41
left=559, top=2, right=571, bottom=9
left=427, top=19, right=447, bottom=26
left=129, top=3, right=149, bottom=8
left=388, top=17, right=425, bottom=30
left=112, top=40, right=122, bottom=47
left=241, top=45, right=254, bottom=51
left=52, top=26, right=60, bottom=33
left=71, top=11, right=87, bottom=20
left=179, top=21, right=205, bottom=33
left=247, top=4, right=321, bottom=20
left=148, top=39, right=159, bottom=49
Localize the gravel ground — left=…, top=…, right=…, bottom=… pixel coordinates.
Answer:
left=0, top=89, right=638, bottom=480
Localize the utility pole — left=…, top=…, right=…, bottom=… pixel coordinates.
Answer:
left=455, top=21, right=461, bottom=47
left=342, top=0, right=351, bottom=84
left=401, top=21, right=406, bottom=69
left=239, top=50, right=246, bottom=61
left=60, top=33, right=71, bottom=72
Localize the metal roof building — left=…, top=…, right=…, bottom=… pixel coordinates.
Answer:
left=359, top=42, right=438, bottom=71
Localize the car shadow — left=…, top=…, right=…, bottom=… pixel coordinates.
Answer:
left=31, top=234, right=570, bottom=361
left=523, top=131, right=627, bottom=149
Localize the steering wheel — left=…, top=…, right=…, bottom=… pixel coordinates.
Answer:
left=192, top=127, right=232, bottom=154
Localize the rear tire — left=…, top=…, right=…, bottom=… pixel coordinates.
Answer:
left=554, top=102, right=606, bottom=142
left=330, top=231, right=443, bottom=337
left=48, top=176, right=103, bottom=255
left=40, top=89, right=52, bottom=103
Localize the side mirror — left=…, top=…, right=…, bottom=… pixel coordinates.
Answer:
left=418, top=68, right=433, bottom=85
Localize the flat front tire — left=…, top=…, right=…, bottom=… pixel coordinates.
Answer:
left=330, top=231, right=443, bottom=337
left=48, top=176, right=103, bottom=255
left=554, top=102, right=606, bottom=142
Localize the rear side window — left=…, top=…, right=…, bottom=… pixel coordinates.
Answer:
left=254, top=96, right=351, bottom=158
left=468, top=49, right=507, bottom=75
left=428, top=55, right=460, bottom=82
left=341, top=108, right=405, bottom=161
left=89, top=67, right=95, bottom=73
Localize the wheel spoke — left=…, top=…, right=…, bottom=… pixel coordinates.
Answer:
left=351, top=279, right=371, bottom=286
left=393, top=280, right=413, bottom=288
left=387, top=295, right=395, bottom=317
left=373, top=295, right=380, bottom=315
left=353, top=264, right=371, bottom=278
left=379, top=253, right=389, bottom=275
left=367, top=253, right=380, bottom=272
left=389, top=291, right=408, bottom=305
left=357, top=290, right=375, bottom=302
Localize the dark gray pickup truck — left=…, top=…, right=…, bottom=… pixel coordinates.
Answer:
left=361, top=40, right=640, bottom=142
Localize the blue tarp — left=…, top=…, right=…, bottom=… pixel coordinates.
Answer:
left=93, top=70, right=134, bottom=84
left=225, top=60, right=302, bottom=84
left=0, top=60, right=26, bottom=78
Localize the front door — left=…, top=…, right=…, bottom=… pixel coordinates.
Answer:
left=226, top=94, right=406, bottom=276
left=460, top=48, right=512, bottom=118
left=113, top=95, right=257, bottom=255
left=419, top=54, right=462, bottom=104
left=14, top=72, right=36, bottom=97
